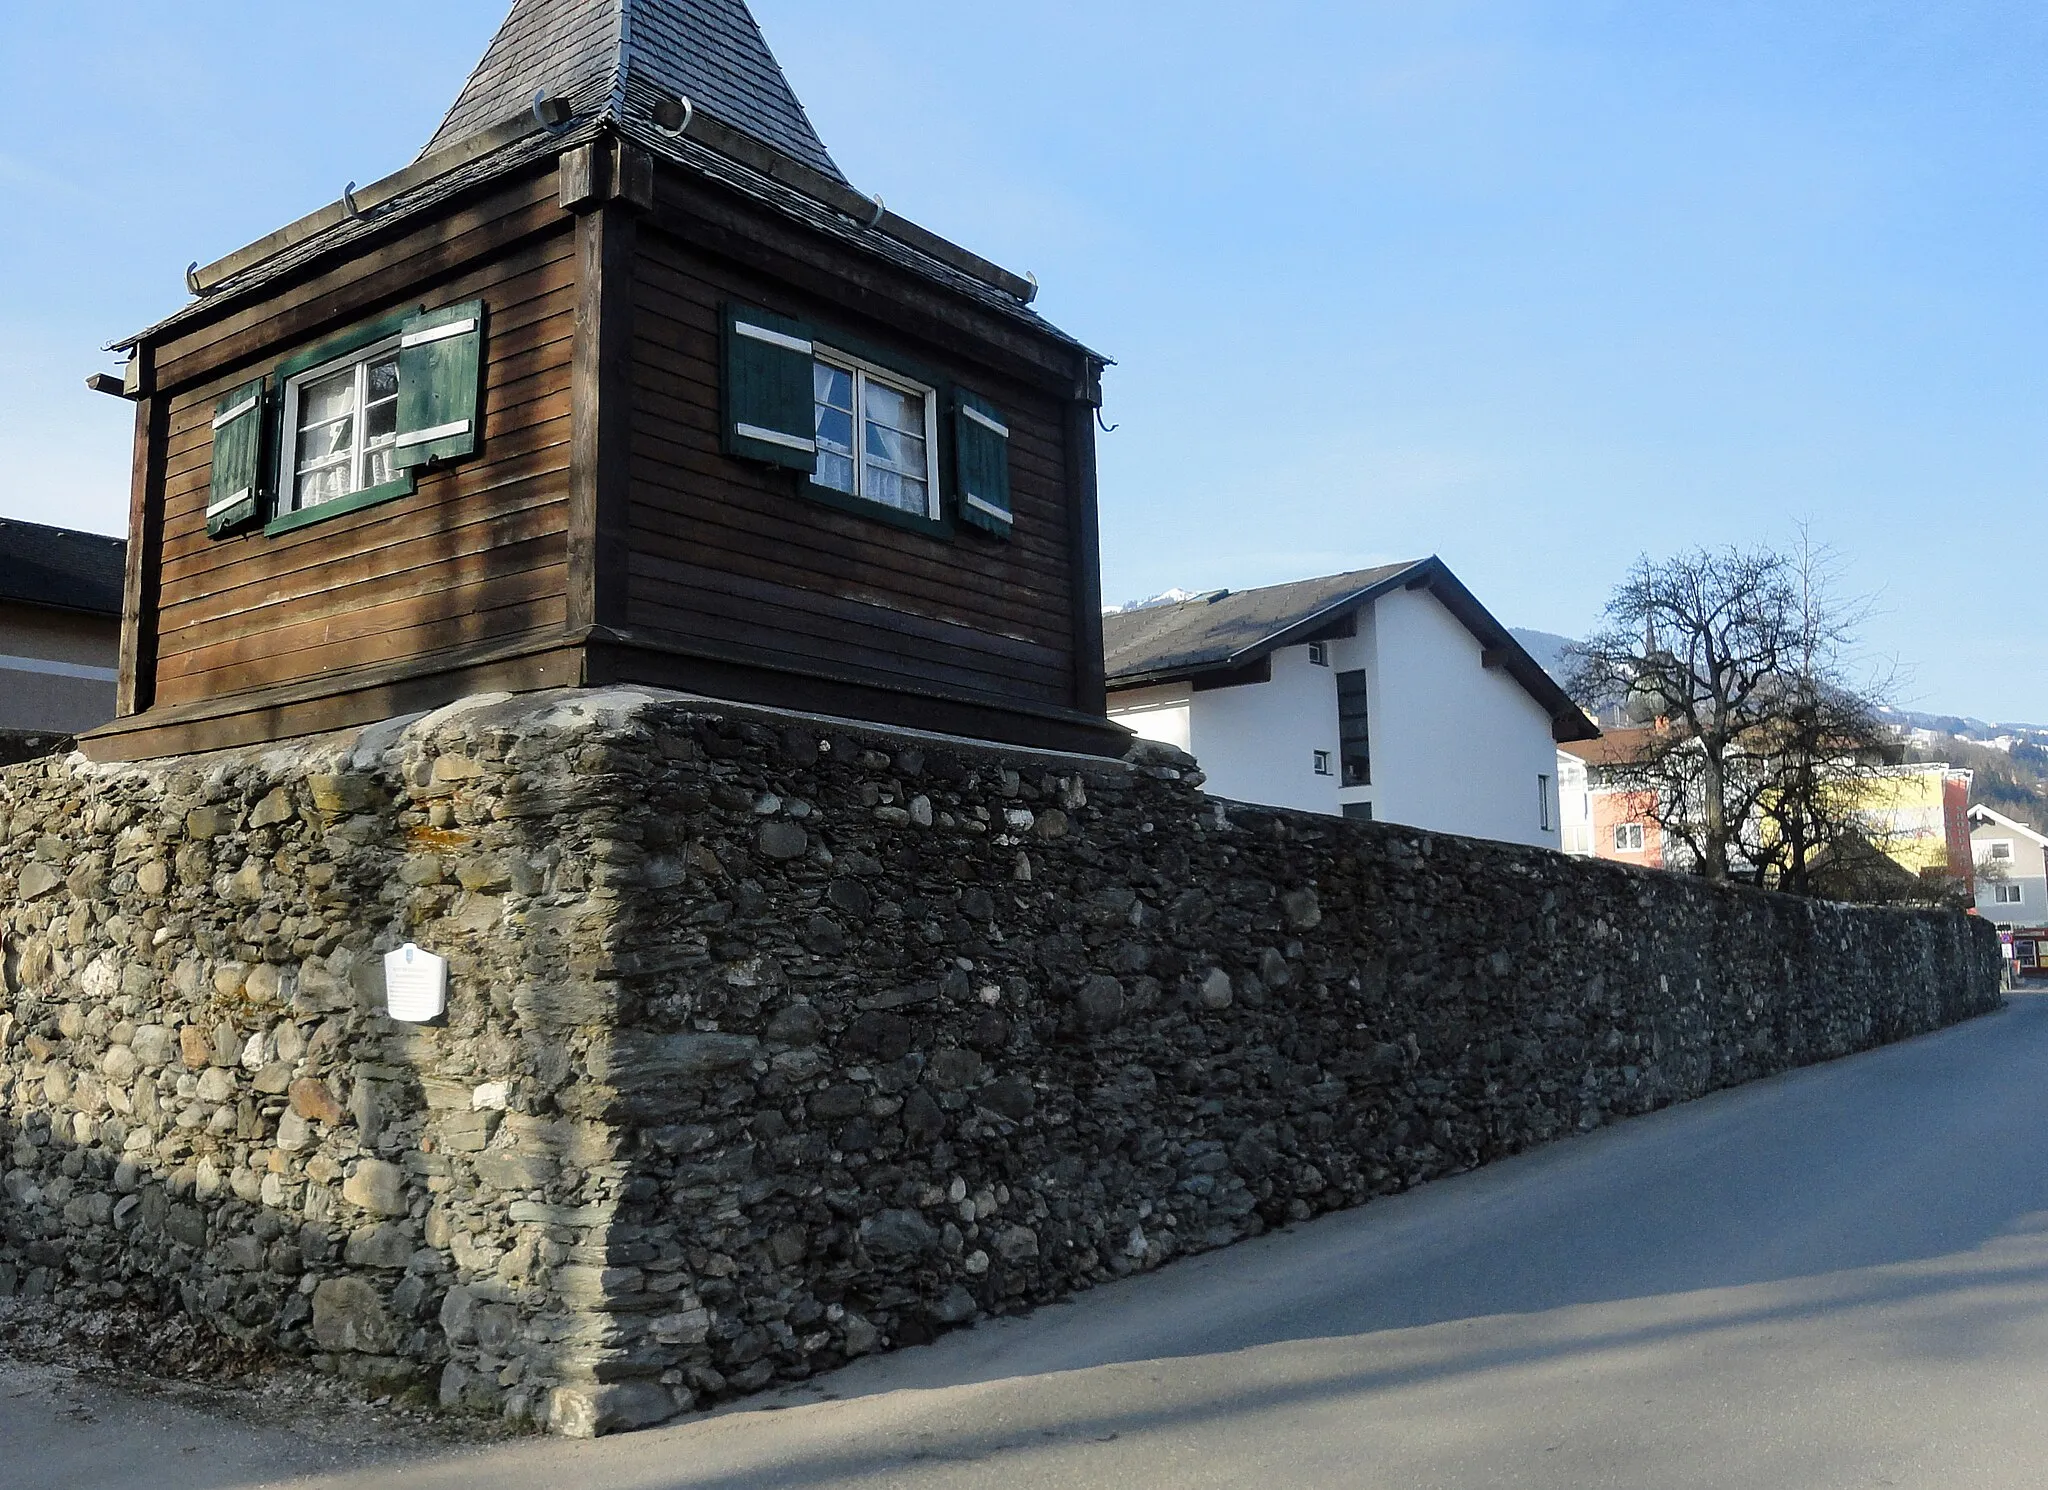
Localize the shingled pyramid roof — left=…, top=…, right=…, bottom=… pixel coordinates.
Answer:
left=423, top=0, right=846, bottom=183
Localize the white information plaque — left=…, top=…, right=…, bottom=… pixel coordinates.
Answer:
left=383, top=943, right=448, bottom=1023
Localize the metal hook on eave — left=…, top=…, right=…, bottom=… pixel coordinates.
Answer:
left=865, top=194, right=886, bottom=230
left=533, top=91, right=575, bottom=134
left=342, top=181, right=363, bottom=218
left=1096, top=407, right=1120, bottom=433
left=1021, top=270, right=1040, bottom=306
left=185, top=262, right=205, bottom=297
left=652, top=94, right=694, bottom=137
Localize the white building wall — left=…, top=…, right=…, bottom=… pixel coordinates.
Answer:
left=1106, top=682, right=1193, bottom=755
left=1557, top=750, right=1594, bottom=856
left=1329, top=588, right=1562, bottom=850
left=1182, top=644, right=1343, bottom=815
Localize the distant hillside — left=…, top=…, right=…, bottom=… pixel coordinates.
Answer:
left=1509, top=628, right=1578, bottom=683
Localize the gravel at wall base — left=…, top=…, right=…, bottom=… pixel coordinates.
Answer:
left=0, top=686, right=2001, bottom=1435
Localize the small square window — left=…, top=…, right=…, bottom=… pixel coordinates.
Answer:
left=1313, top=749, right=1333, bottom=776
left=1343, top=801, right=1373, bottom=821
left=1995, top=882, right=2024, bottom=905
left=1307, top=642, right=1329, bottom=667
left=812, top=349, right=939, bottom=519
left=1989, top=840, right=2015, bottom=861
left=1614, top=822, right=1646, bottom=852
left=281, top=339, right=403, bottom=513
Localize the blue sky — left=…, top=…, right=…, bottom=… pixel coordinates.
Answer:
left=4, top=2, right=2046, bottom=719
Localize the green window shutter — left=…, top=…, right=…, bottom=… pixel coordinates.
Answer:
left=952, top=390, right=1012, bottom=537
left=394, top=299, right=485, bottom=470
left=723, top=303, right=817, bottom=472
left=205, top=376, right=266, bottom=539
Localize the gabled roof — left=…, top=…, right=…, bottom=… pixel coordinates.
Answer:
left=424, top=0, right=845, bottom=183
left=0, top=519, right=126, bottom=618
left=1967, top=804, right=2048, bottom=848
left=1103, top=556, right=1600, bottom=743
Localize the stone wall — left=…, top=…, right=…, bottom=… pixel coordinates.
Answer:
left=0, top=688, right=2000, bottom=1435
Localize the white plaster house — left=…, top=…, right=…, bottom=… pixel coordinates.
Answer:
left=1102, top=559, right=1600, bottom=848
left=1969, top=805, right=2048, bottom=928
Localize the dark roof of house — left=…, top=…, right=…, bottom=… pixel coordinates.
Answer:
left=117, top=3, right=1077, bottom=356
left=0, top=520, right=126, bottom=617
left=1103, top=557, right=1600, bottom=744
left=424, top=0, right=845, bottom=183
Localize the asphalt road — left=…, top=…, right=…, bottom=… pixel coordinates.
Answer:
left=10, top=992, right=2048, bottom=1490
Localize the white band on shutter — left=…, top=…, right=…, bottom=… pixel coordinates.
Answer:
left=963, top=493, right=1012, bottom=523
left=400, top=318, right=477, bottom=349
left=206, top=489, right=252, bottom=518
left=735, top=423, right=817, bottom=453
left=395, top=419, right=473, bottom=448
left=961, top=405, right=1010, bottom=439
left=211, top=398, right=258, bottom=429
left=735, top=322, right=814, bottom=356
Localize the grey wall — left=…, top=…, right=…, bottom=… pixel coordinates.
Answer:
left=0, top=600, right=118, bottom=733
left=0, top=689, right=2001, bottom=1436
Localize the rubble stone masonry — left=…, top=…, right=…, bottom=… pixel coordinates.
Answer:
left=0, top=688, right=2000, bottom=1435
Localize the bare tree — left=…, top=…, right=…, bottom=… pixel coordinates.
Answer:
left=1746, top=534, right=1901, bottom=895
left=1568, top=539, right=1895, bottom=890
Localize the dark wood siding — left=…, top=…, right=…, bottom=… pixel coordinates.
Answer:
left=623, top=224, right=1079, bottom=712
left=148, top=183, right=576, bottom=712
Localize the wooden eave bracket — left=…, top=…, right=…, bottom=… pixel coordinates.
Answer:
left=559, top=136, right=655, bottom=214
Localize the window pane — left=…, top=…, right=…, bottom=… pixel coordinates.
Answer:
left=295, top=462, right=348, bottom=508
left=815, top=362, right=853, bottom=410
left=366, top=355, right=398, bottom=402
left=1336, top=670, right=1370, bottom=786
left=363, top=446, right=396, bottom=489
left=863, top=420, right=925, bottom=472
left=299, top=368, right=355, bottom=427
left=864, top=465, right=928, bottom=514
left=815, top=406, right=855, bottom=457
left=297, top=416, right=354, bottom=468
left=863, top=379, right=920, bottom=432
left=815, top=451, right=856, bottom=494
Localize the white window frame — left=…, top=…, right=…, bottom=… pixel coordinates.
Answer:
left=1614, top=822, right=1646, bottom=852
left=278, top=334, right=405, bottom=515
left=1313, top=749, right=1333, bottom=776
left=811, top=344, right=941, bottom=521
left=1538, top=773, right=1552, bottom=830
left=1307, top=642, right=1329, bottom=667
left=1995, top=882, right=2025, bottom=905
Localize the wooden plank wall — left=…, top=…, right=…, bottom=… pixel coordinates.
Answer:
left=625, top=226, right=1078, bottom=711
left=147, top=177, right=577, bottom=712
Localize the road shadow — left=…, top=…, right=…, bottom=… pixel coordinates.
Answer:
left=5, top=987, right=2031, bottom=1490
left=162, top=992, right=2048, bottom=1490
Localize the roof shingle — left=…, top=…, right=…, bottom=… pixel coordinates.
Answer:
left=0, top=520, right=126, bottom=617
left=424, top=0, right=845, bottom=183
